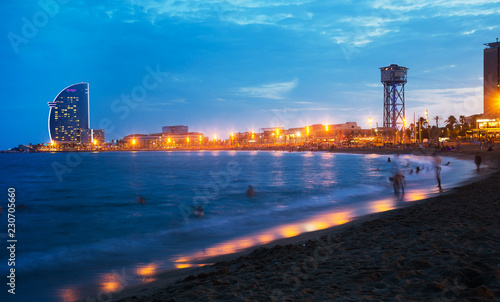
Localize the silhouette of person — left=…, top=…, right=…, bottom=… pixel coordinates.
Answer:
left=137, top=195, right=146, bottom=204
left=433, top=153, right=442, bottom=189
left=389, top=173, right=405, bottom=194
left=474, top=152, right=482, bottom=173
left=246, top=185, right=256, bottom=197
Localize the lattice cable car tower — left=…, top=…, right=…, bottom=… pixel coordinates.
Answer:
left=380, top=64, right=408, bottom=130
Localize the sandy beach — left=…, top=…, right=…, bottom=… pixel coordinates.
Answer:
left=112, top=146, right=500, bottom=302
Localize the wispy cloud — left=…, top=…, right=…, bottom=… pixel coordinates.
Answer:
left=462, top=25, right=498, bottom=35
left=422, top=65, right=457, bottom=73
left=129, top=0, right=310, bottom=24
left=224, top=13, right=293, bottom=25
left=409, top=86, right=483, bottom=118
left=238, top=79, right=299, bottom=99
left=371, top=0, right=500, bottom=12
left=268, top=107, right=336, bottom=112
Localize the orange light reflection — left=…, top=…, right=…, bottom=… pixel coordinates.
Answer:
left=58, top=288, right=80, bottom=302
left=370, top=198, right=395, bottom=213
left=258, top=234, right=275, bottom=244
left=171, top=210, right=352, bottom=268
left=281, top=226, right=300, bottom=238
left=102, top=281, right=120, bottom=293
left=175, top=263, right=193, bottom=269
left=404, top=189, right=429, bottom=201
left=100, top=273, right=123, bottom=293
left=136, top=264, right=157, bottom=277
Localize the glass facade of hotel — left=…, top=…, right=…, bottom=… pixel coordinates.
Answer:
left=48, top=83, right=89, bottom=143
left=484, top=40, right=500, bottom=116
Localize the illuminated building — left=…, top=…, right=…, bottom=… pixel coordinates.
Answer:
left=92, top=129, right=105, bottom=143
left=470, top=118, right=500, bottom=140
left=124, top=132, right=204, bottom=147
left=484, top=39, right=500, bottom=116
left=80, top=129, right=105, bottom=144
left=48, top=83, right=89, bottom=143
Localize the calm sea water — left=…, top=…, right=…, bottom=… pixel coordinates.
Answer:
left=0, top=151, right=476, bottom=301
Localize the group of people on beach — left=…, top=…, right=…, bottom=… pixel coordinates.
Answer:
left=388, top=148, right=489, bottom=196
left=388, top=152, right=443, bottom=195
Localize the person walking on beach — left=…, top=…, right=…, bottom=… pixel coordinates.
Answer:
left=390, top=173, right=405, bottom=194
left=433, top=153, right=442, bottom=189
left=474, top=152, right=482, bottom=173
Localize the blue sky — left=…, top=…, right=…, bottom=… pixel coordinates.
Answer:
left=1, top=0, right=499, bottom=149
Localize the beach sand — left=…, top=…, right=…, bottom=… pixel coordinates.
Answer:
left=112, top=147, right=500, bottom=302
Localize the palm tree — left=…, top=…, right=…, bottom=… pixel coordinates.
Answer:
left=459, top=115, right=466, bottom=125
left=434, top=116, right=442, bottom=128
left=445, top=115, right=457, bottom=129
left=445, top=115, right=458, bottom=139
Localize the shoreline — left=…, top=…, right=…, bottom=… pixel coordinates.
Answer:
left=107, top=148, right=499, bottom=302
left=3, top=140, right=492, bottom=154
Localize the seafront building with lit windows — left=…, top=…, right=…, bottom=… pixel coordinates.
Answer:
left=119, top=122, right=371, bottom=149
left=483, top=39, right=500, bottom=117
left=469, top=39, right=500, bottom=140
left=48, top=83, right=104, bottom=144
left=471, top=118, right=500, bottom=140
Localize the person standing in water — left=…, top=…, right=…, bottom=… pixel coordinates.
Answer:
left=136, top=195, right=146, bottom=204
left=474, top=151, right=482, bottom=173
left=246, top=185, right=256, bottom=197
left=433, top=153, right=442, bottom=189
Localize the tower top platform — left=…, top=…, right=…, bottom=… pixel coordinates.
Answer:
left=484, top=38, right=500, bottom=48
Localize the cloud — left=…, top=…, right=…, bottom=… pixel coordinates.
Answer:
left=129, top=0, right=310, bottom=24
left=268, top=107, right=337, bottom=112
left=408, top=86, right=483, bottom=119
left=371, top=0, right=500, bottom=12
left=238, top=79, right=299, bottom=99
left=224, top=13, right=293, bottom=25
left=462, top=25, right=498, bottom=35
left=422, top=65, right=458, bottom=73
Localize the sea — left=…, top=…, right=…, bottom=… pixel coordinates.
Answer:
left=0, top=150, right=477, bottom=301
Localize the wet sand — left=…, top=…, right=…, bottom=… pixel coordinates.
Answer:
left=112, top=147, right=500, bottom=302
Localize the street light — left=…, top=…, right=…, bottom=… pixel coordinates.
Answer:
left=425, top=110, right=430, bottom=142
left=402, top=119, right=406, bottom=143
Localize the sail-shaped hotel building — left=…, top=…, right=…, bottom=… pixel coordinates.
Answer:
left=48, top=83, right=103, bottom=144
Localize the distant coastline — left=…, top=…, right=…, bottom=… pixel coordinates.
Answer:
left=1, top=140, right=485, bottom=155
